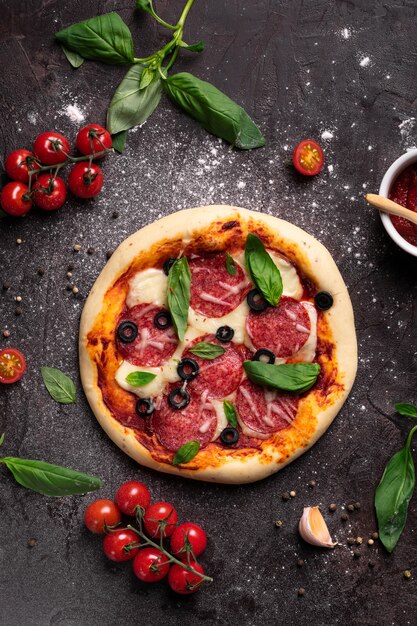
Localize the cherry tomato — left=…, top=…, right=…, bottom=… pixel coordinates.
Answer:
left=170, top=523, right=207, bottom=560
left=103, top=529, right=139, bottom=562
left=133, top=547, right=171, bottom=582
left=68, top=162, right=104, bottom=199
left=143, top=501, right=178, bottom=539
left=0, top=182, right=32, bottom=217
left=168, top=561, right=205, bottom=595
left=115, top=481, right=151, bottom=516
left=5, top=149, right=40, bottom=183
left=0, top=348, right=27, bottom=384
left=76, top=124, right=112, bottom=158
left=293, top=139, right=324, bottom=176
left=33, top=175, right=66, bottom=211
left=33, top=132, right=70, bottom=165
left=84, top=499, right=121, bottom=534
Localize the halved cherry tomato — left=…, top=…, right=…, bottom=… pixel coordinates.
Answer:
left=0, top=182, right=32, bottom=217
left=5, top=149, right=40, bottom=183
left=76, top=124, right=112, bottom=158
left=293, top=139, right=324, bottom=176
left=0, top=348, right=27, bottom=384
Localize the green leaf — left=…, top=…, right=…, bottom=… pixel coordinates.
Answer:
left=0, top=457, right=103, bottom=497
left=55, top=12, right=134, bottom=65
left=61, top=45, right=85, bottom=68
left=395, top=403, right=417, bottom=419
left=136, top=0, right=154, bottom=16
left=244, top=233, right=282, bottom=306
left=180, top=40, right=204, bottom=53
left=164, top=72, right=265, bottom=149
left=375, top=426, right=417, bottom=552
left=41, top=367, right=76, bottom=404
left=167, top=257, right=191, bottom=342
left=225, top=253, right=237, bottom=276
left=173, top=441, right=200, bottom=465
left=244, top=361, right=320, bottom=394
left=126, top=371, right=157, bottom=386
left=189, top=342, right=225, bottom=360
left=107, top=64, right=163, bottom=135
left=139, top=67, right=156, bottom=90
left=223, top=401, right=237, bottom=428
left=111, top=130, right=128, bottom=153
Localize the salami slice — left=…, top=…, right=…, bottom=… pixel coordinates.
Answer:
left=189, top=253, right=250, bottom=317
left=116, top=303, right=178, bottom=367
left=246, top=297, right=311, bottom=358
left=151, top=386, right=218, bottom=451
left=236, top=380, right=299, bottom=435
left=183, top=334, right=245, bottom=398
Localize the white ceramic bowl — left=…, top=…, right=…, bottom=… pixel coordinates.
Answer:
left=379, top=148, right=417, bottom=257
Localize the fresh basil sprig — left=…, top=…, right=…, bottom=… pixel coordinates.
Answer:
left=245, top=234, right=282, bottom=306
left=41, top=367, right=76, bottom=404
left=167, top=257, right=191, bottom=342
left=126, top=371, right=157, bottom=386
left=189, top=342, right=225, bottom=360
left=223, top=401, right=238, bottom=428
left=244, top=361, right=320, bottom=394
left=173, top=441, right=200, bottom=465
left=225, top=253, right=237, bottom=276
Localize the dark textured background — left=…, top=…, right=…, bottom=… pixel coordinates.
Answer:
left=1, top=1, right=417, bottom=624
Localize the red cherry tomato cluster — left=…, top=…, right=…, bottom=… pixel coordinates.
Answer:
left=1, top=124, right=112, bottom=217
left=84, top=480, right=210, bottom=595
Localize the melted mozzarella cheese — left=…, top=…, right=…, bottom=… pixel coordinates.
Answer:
left=188, top=299, right=251, bottom=346
left=115, top=358, right=181, bottom=399
left=126, top=269, right=168, bottom=308
left=209, top=399, right=230, bottom=441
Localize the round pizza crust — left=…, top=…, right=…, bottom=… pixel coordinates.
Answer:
left=79, top=205, right=357, bottom=484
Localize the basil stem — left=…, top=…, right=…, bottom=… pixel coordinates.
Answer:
left=167, top=257, right=191, bottom=342
left=189, top=343, right=225, bottom=360
left=41, top=367, right=76, bottom=404
left=244, top=361, right=320, bottom=394
left=173, top=441, right=200, bottom=465
left=244, top=233, right=282, bottom=306
left=126, top=371, right=156, bottom=386
left=223, top=401, right=238, bottom=428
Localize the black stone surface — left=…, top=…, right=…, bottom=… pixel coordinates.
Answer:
left=1, top=1, right=417, bottom=625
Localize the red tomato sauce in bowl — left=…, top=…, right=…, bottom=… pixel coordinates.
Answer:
left=388, top=164, right=417, bottom=246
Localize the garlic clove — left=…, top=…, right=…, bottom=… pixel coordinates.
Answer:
left=298, top=506, right=337, bottom=548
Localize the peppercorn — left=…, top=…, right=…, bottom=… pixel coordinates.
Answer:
left=289, top=490, right=296, bottom=498
left=353, top=550, right=361, bottom=559
left=372, top=532, right=378, bottom=540
left=347, top=538, right=355, bottom=546
left=66, top=284, right=74, bottom=291
left=3, top=330, right=10, bottom=338
left=15, top=295, right=22, bottom=302
left=27, top=538, right=37, bottom=548
left=2, top=282, right=10, bottom=290
left=16, top=238, right=22, bottom=245
left=72, top=286, right=79, bottom=295
left=37, top=267, right=45, bottom=276
left=282, top=492, right=290, bottom=501
left=112, top=211, right=119, bottom=219
left=329, top=503, right=337, bottom=512
left=15, top=308, right=22, bottom=316
left=297, top=588, right=305, bottom=597
left=354, top=502, right=361, bottom=510
left=347, top=504, right=355, bottom=512
left=87, top=247, right=95, bottom=255
left=308, top=480, right=316, bottom=488
left=296, top=559, right=304, bottom=568
left=356, top=537, right=363, bottom=545
left=275, top=520, right=283, bottom=528
left=367, top=539, right=374, bottom=546
left=66, top=272, right=73, bottom=279
left=73, top=244, right=81, bottom=252
left=67, top=264, right=74, bottom=271
left=341, top=513, right=348, bottom=521
left=404, top=570, right=412, bottom=579
left=368, top=560, right=376, bottom=568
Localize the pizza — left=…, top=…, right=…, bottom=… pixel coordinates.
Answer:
left=79, top=205, right=357, bottom=484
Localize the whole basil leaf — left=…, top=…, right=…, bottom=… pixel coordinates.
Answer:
left=55, top=12, right=134, bottom=65
left=126, top=371, right=157, bottom=386
left=225, top=253, right=237, bottom=276
left=107, top=65, right=163, bottom=135
left=375, top=425, right=417, bottom=552
left=164, top=72, right=265, bottom=149
left=245, top=233, right=282, bottom=306
left=244, top=361, right=320, bottom=393
left=180, top=41, right=204, bottom=53
left=395, top=403, right=417, bottom=419
left=61, top=45, right=85, bottom=68
left=0, top=457, right=103, bottom=496
left=189, top=342, right=225, bottom=360
left=111, top=130, right=128, bottom=153
left=173, top=441, right=200, bottom=465
left=167, top=257, right=191, bottom=342
left=41, top=367, right=76, bottom=404
left=223, top=401, right=238, bottom=428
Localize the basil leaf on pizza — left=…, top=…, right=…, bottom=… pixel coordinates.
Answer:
left=167, top=257, right=191, bottom=342
left=189, top=342, right=225, bottom=360
left=223, top=401, right=238, bottom=428
left=244, top=233, right=283, bottom=306
left=41, top=367, right=76, bottom=404
left=225, top=253, right=237, bottom=276
left=173, top=441, right=200, bottom=465
left=126, top=371, right=157, bottom=386
left=244, top=361, right=320, bottom=393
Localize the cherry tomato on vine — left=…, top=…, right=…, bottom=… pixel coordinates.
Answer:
left=76, top=124, right=112, bottom=158
left=103, top=529, right=139, bottom=562
left=170, top=523, right=207, bottom=560
left=168, top=561, right=205, bottom=595
left=0, top=182, right=32, bottom=217
left=84, top=499, right=121, bottom=534
left=292, top=139, right=324, bottom=176
left=115, top=481, right=151, bottom=516
left=68, top=162, right=104, bottom=199
left=33, top=132, right=70, bottom=165
left=5, top=149, right=40, bottom=183
left=143, top=502, right=178, bottom=539
left=0, top=348, right=27, bottom=384
left=132, top=547, right=170, bottom=583
left=33, top=175, right=66, bottom=211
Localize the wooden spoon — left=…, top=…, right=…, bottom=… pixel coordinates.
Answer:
left=365, top=193, right=417, bottom=226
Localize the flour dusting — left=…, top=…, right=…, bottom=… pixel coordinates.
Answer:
left=321, top=130, right=334, bottom=141
left=63, top=104, right=85, bottom=124
left=359, top=55, right=371, bottom=67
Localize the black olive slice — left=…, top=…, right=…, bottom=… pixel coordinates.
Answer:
left=220, top=427, right=239, bottom=445
left=252, top=348, right=275, bottom=364
left=168, top=387, right=190, bottom=410
left=154, top=310, right=172, bottom=330
left=247, top=288, right=268, bottom=312
left=117, top=320, right=138, bottom=343
left=136, top=398, right=154, bottom=417
left=177, top=358, right=199, bottom=381
left=163, top=257, right=177, bottom=276
left=314, top=291, right=334, bottom=311
left=216, top=325, right=235, bottom=343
